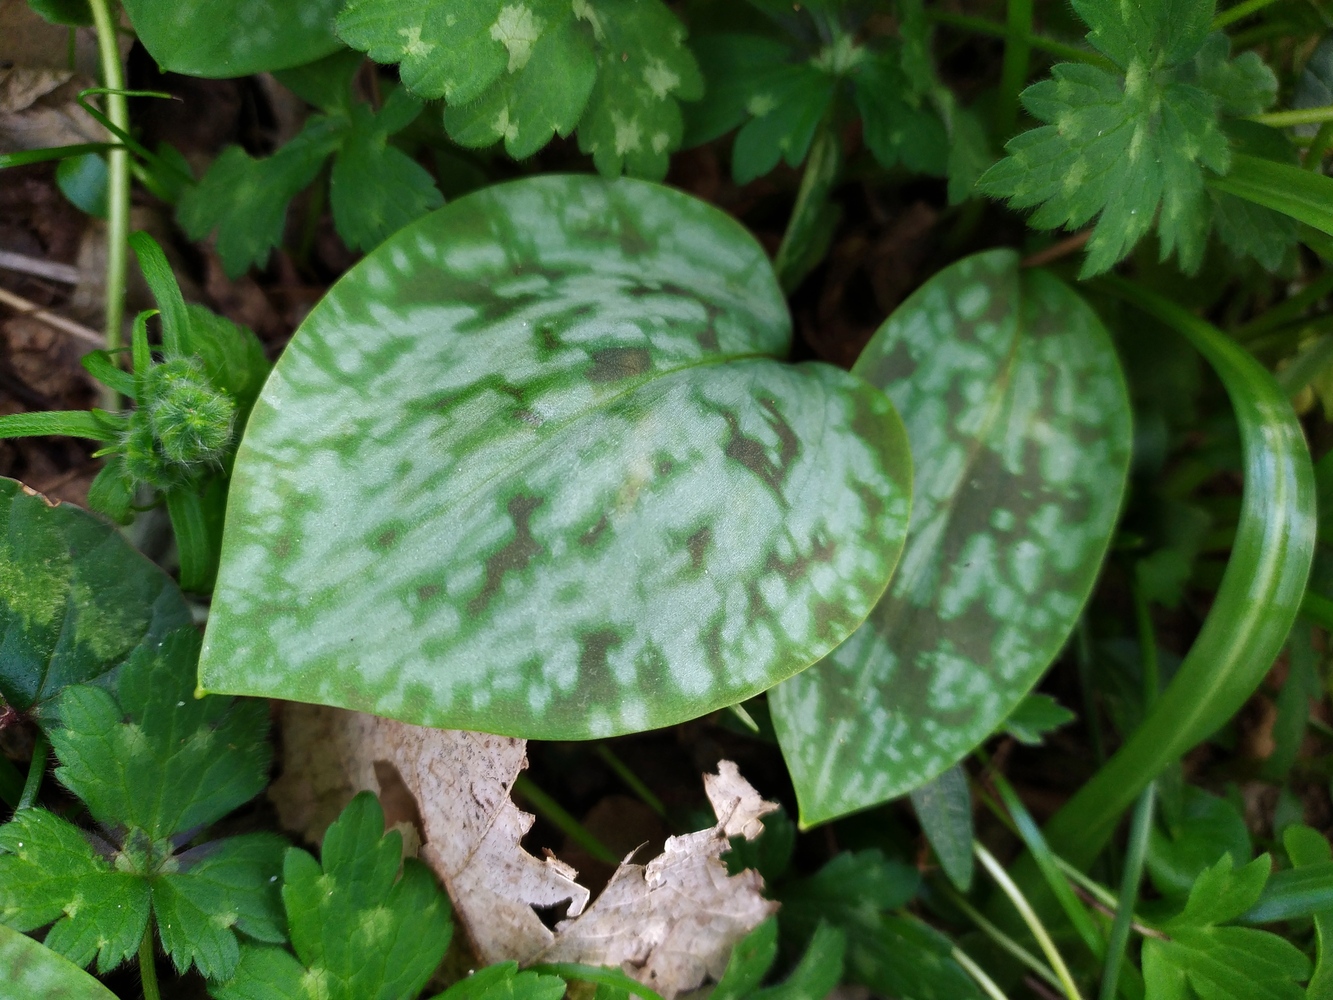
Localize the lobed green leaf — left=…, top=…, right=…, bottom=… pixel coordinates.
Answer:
left=770, top=250, right=1131, bottom=824
left=0, top=477, right=190, bottom=719
left=335, top=0, right=702, bottom=178
left=51, top=628, right=271, bottom=842
left=199, top=175, right=911, bottom=740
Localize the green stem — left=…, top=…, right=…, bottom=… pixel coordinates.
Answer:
left=0, top=754, right=22, bottom=810
left=1097, top=783, right=1155, bottom=1000
left=511, top=774, right=619, bottom=864
left=17, top=731, right=47, bottom=811
left=947, top=888, right=1063, bottom=990
left=773, top=124, right=841, bottom=293
left=1043, top=277, right=1315, bottom=868
left=976, top=843, right=1086, bottom=1000
left=1131, top=577, right=1159, bottom=707
left=952, top=946, right=1016, bottom=1000
left=1250, top=105, right=1333, bottom=128
left=925, top=10, right=1113, bottom=68
left=998, top=0, right=1034, bottom=136
left=138, top=921, right=160, bottom=1000
left=1212, top=0, right=1285, bottom=29
left=88, top=0, right=129, bottom=412
left=1234, top=271, right=1333, bottom=340
left=594, top=746, right=667, bottom=818
left=1307, top=122, right=1333, bottom=171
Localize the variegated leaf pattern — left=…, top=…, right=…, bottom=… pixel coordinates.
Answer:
left=770, top=250, right=1131, bottom=825
left=0, top=478, right=191, bottom=720
left=199, top=175, right=911, bottom=740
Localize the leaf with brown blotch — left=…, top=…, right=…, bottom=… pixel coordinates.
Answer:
left=270, top=704, right=778, bottom=997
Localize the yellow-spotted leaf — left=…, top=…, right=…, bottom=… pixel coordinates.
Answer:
left=771, top=250, right=1131, bottom=825
left=199, top=175, right=912, bottom=740
left=0, top=478, right=190, bottom=721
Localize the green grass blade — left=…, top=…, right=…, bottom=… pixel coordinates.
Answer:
left=128, top=232, right=189, bottom=356
left=990, top=771, right=1104, bottom=959
left=1044, top=278, right=1317, bottom=867
left=1207, top=155, right=1333, bottom=235
left=1097, top=783, right=1155, bottom=1000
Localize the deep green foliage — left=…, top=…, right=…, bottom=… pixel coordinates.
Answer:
left=335, top=0, right=704, bottom=178
left=0, top=629, right=284, bottom=980
left=211, top=793, right=452, bottom=1000
left=179, top=63, right=441, bottom=276
left=1142, top=856, right=1312, bottom=1000
left=979, top=0, right=1285, bottom=275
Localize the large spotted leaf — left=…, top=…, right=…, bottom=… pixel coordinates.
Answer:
left=770, top=250, right=1131, bottom=825
left=198, top=175, right=911, bottom=739
left=0, top=478, right=191, bottom=721
left=121, top=0, right=344, bottom=77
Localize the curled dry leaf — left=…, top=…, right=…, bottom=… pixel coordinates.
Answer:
left=270, top=704, right=777, bottom=997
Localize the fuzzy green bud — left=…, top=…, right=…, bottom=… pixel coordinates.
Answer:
left=143, top=358, right=236, bottom=468
left=120, top=408, right=184, bottom=491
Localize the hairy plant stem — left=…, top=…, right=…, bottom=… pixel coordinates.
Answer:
left=88, top=0, right=129, bottom=410
left=138, top=922, right=160, bottom=1000
left=17, top=731, right=47, bottom=811
left=1097, top=783, right=1156, bottom=1000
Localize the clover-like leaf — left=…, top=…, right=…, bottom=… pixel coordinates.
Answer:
left=335, top=0, right=703, bottom=178
left=120, top=0, right=345, bottom=77
left=199, top=175, right=911, bottom=739
left=52, top=628, right=272, bottom=842
left=0, top=477, right=190, bottom=720
left=212, top=793, right=452, bottom=1000
left=770, top=250, right=1131, bottom=824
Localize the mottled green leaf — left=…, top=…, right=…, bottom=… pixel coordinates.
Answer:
left=771, top=250, right=1131, bottom=824
left=199, top=175, right=911, bottom=739
left=0, top=477, right=191, bottom=720
left=0, top=923, right=118, bottom=999
left=120, top=0, right=344, bottom=77
left=335, top=0, right=702, bottom=178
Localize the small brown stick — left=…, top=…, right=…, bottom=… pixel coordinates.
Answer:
left=1022, top=230, right=1092, bottom=268
left=0, top=286, right=105, bottom=348
left=0, top=250, right=82, bottom=285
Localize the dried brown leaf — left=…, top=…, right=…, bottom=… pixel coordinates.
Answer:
left=272, top=705, right=777, bottom=998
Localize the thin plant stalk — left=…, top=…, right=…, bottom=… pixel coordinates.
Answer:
left=1212, top=0, right=1285, bottom=29
left=17, top=731, right=47, bottom=811
left=998, top=0, right=1034, bottom=136
left=773, top=124, right=841, bottom=293
left=1097, top=783, right=1156, bottom=1000
left=512, top=773, right=619, bottom=864
left=594, top=745, right=667, bottom=818
left=947, top=888, right=1063, bottom=990
left=953, top=946, right=1015, bottom=1000
left=976, top=842, right=1086, bottom=1000
left=138, top=923, right=160, bottom=1000
left=1251, top=105, right=1333, bottom=128
left=87, top=0, right=130, bottom=410
left=925, top=10, right=1113, bottom=68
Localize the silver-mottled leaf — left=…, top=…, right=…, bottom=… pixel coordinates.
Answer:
left=771, top=249, right=1131, bottom=824
left=199, top=175, right=911, bottom=739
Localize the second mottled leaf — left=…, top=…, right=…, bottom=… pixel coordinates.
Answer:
left=770, top=250, right=1132, bottom=825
